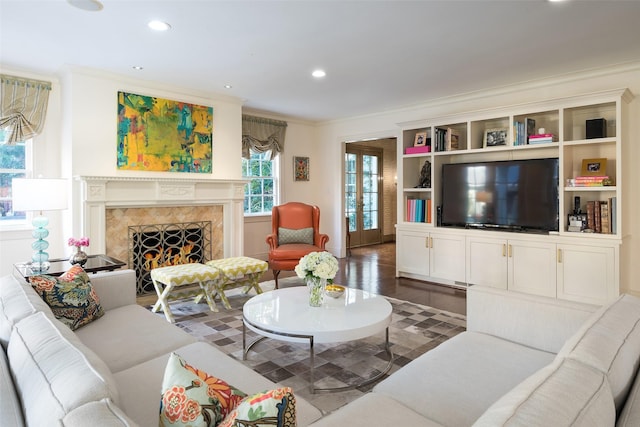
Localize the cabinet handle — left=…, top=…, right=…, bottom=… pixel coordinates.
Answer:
left=430, top=237, right=433, bottom=248
left=558, top=249, right=562, bottom=263
left=502, top=244, right=506, bottom=257
left=425, top=237, right=429, bottom=248
left=508, top=244, right=512, bottom=258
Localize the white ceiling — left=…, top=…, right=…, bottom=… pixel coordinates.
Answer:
left=1, top=0, right=640, bottom=122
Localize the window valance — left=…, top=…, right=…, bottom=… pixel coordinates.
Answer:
left=242, top=114, right=287, bottom=160
left=0, top=74, right=52, bottom=145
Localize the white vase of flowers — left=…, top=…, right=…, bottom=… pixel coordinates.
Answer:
left=294, top=251, right=339, bottom=307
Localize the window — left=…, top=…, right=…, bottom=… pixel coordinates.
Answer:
left=0, top=129, right=29, bottom=223
left=242, top=151, right=278, bottom=215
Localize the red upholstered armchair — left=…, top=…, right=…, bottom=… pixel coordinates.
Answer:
left=266, top=202, right=330, bottom=288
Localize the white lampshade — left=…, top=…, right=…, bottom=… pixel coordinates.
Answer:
left=12, top=178, right=68, bottom=212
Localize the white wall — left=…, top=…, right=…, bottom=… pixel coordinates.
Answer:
left=315, top=63, right=640, bottom=296
left=0, top=66, right=244, bottom=276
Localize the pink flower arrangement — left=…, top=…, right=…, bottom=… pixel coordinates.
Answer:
left=68, top=237, right=90, bottom=248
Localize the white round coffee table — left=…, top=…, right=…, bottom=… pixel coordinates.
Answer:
left=242, top=286, right=393, bottom=393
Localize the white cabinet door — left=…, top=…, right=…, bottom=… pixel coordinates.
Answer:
left=466, top=236, right=508, bottom=289
left=429, top=232, right=465, bottom=283
left=396, top=229, right=430, bottom=276
left=508, top=239, right=557, bottom=297
left=557, top=244, right=616, bottom=305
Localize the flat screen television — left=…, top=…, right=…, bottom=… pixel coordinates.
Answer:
left=440, top=158, right=559, bottom=233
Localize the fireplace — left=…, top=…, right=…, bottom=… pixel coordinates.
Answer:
left=129, top=221, right=212, bottom=294
left=77, top=176, right=246, bottom=292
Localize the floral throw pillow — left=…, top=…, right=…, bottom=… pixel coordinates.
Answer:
left=160, top=353, right=247, bottom=427
left=29, top=265, right=104, bottom=330
left=218, top=387, right=297, bottom=427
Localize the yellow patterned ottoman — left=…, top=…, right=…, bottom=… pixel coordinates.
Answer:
left=150, top=263, right=222, bottom=323
left=205, top=256, right=268, bottom=309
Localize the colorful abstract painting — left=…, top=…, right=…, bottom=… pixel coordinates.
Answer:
left=117, top=91, right=213, bottom=173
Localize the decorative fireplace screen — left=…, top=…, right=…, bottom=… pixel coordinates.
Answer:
left=128, top=221, right=212, bottom=294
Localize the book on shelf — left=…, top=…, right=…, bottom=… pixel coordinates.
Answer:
left=528, top=133, right=554, bottom=144
left=586, top=201, right=596, bottom=231
left=600, top=201, right=609, bottom=234
left=406, top=198, right=431, bottom=223
left=610, top=196, right=617, bottom=234
left=446, top=128, right=460, bottom=151
left=573, top=175, right=609, bottom=187
left=594, top=200, right=601, bottom=233
left=405, top=145, right=431, bottom=155
left=525, top=118, right=536, bottom=144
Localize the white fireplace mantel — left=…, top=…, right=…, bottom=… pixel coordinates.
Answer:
left=76, top=176, right=247, bottom=259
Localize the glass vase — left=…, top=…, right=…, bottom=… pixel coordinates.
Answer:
left=69, top=247, right=88, bottom=266
left=306, top=276, right=326, bottom=307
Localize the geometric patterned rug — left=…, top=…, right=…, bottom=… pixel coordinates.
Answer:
left=147, top=277, right=466, bottom=415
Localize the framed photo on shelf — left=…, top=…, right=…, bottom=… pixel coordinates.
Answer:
left=294, top=156, right=310, bottom=181
left=414, top=131, right=428, bottom=147
left=581, top=158, right=607, bottom=177
left=483, top=128, right=508, bottom=147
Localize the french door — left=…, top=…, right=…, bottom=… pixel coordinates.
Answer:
left=345, top=145, right=382, bottom=247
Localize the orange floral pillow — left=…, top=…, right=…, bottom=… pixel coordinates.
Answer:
left=219, top=387, right=297, bottom=427
left=160, top=353, right=247, bottom=427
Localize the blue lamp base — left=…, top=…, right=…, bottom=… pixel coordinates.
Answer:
left=30, top=215, right=51, bottom=272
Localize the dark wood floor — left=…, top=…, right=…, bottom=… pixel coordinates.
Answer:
left=269, top=242, right=467, bottom=315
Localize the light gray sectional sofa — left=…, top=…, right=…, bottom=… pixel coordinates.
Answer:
left=4, top=266, right=640, bottom=426
left=311, top=285, right=640, bottom=426
left=0, top=269, right=322, bottom=426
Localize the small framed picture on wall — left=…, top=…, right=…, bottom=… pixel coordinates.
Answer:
left=294, top=156, right=310, bottom=181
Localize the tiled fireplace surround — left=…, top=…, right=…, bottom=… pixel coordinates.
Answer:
left=78, top=176, right=247, bottom=272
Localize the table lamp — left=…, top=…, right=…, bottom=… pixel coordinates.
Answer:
left=12, top=178, right=68, bottom=272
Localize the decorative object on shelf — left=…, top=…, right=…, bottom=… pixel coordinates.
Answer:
left=68, top=236, right=90, bottom=266
left=414, top=131, right=428, bottom=147
left=483, top=128, right=508, bottom=147
left=11, top=178, right=68, bottom=272
left=586, top=118, right=607, bottom=139
left=416, top=160, right=431, bottom=188
left=580, top=158, right=607, bottom=177
left=293, top=156, right=309, bottom=181
left=116, top=91, right=213, bottom=173
left=294, top=251, right=339, bottom=307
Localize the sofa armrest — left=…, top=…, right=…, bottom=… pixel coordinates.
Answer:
left=89, top=269, right=137, bottom=311
left=467, top=285, right=599, bottom=354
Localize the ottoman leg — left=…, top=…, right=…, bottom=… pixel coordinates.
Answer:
left=199, top=280, right=219, bottom=312
left=152, top=279, right=176, bottom=323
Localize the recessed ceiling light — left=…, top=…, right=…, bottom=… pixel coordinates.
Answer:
left=148, top=20, right=171, bottom=31
left=224, top=84, right=233, bottom=89
left=67, top=0, right=103, bottom=11
left=132, top=66, right=144, bottom=70
left=312, top=69, right=326, bottom=78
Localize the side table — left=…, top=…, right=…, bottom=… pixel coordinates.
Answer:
left=14, top=254, right=126, bottom=280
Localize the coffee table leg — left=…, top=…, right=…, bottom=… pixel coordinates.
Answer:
left=309, top=336, right=315, bottom=394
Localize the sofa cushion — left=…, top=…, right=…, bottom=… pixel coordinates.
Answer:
left=219, top=387, right=296, bottom=427
left=160, top=352, right=246, bottom=426
left=373, top=331, right=555, bottom=426
left=75, top=304, right=197, bottom=373
left=308, top=392, right=445, bottom=427
left=617, top=367, right=640, bottom=427
left=29, top=265, right=104, bottom=330
left=0, top=347, right=24, bottom=427
left=61, top=398, right=139, bottom=427
left=558, top=294, right=640, bottom=413
left=0, top=274, right=54, bottom=348
left=278, top=227, right=314, bottom=245
left=7, top=311, right=119, bottom=425
left=472, top=358, right=615, bottom=427
left=113, top=342, right=322, bottom=427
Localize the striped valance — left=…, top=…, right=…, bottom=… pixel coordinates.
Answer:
left=0, top=74, right=52, bottom=145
